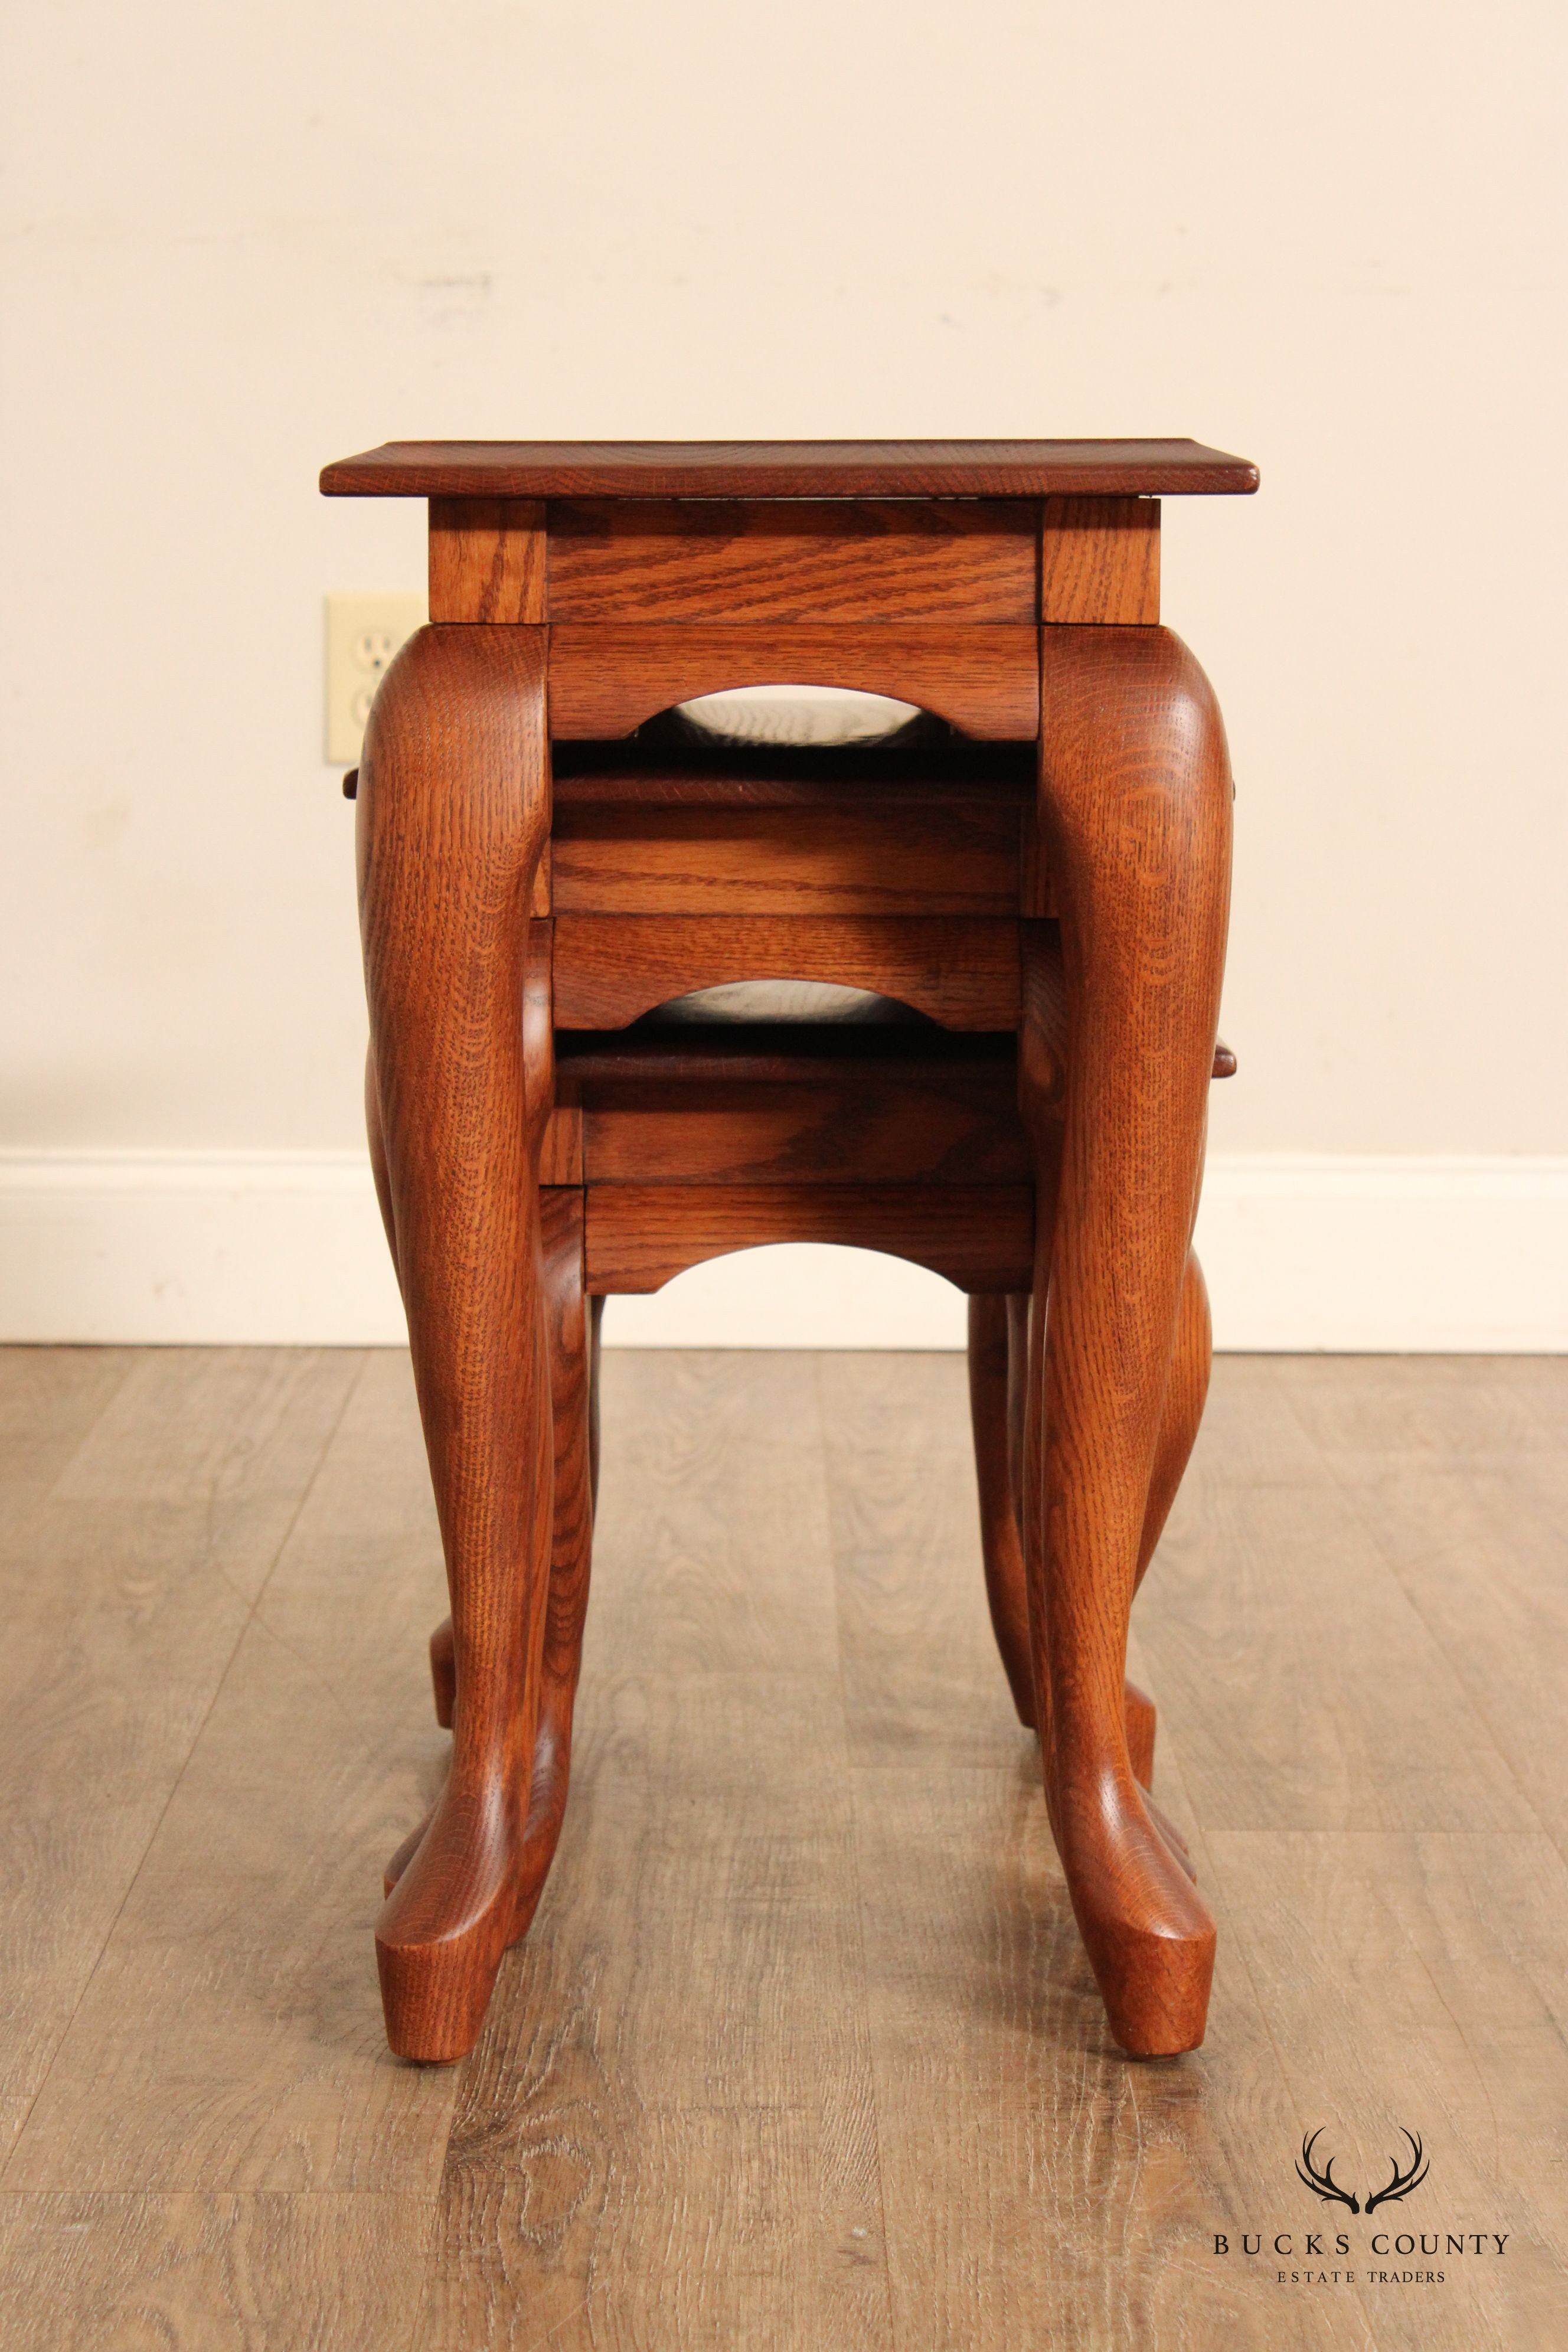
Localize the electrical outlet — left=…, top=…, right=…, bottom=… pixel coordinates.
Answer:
left=324, top=594, right=426, bottom=763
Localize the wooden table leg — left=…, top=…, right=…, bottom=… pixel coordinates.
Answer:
left=967, top=1295, right=1038, bottom=1730
left=1022, top=625, right=1232, bottom=2057
left=511, top=1187, right=595, bottom=1934
left=393, top=1190, right=597, bottom=1929
left=968, top=1281, right=1208, bottom=1794
left=358, top=623, right=555, bottom=2063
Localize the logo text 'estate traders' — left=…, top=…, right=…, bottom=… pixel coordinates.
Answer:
left=1210, top=2129, right=1511, bottom=2291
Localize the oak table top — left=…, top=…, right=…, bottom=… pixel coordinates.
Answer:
left=319, top=438, right=1259, bottom=501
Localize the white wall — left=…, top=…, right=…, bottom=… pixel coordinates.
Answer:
left=2, top=4, right=1564, bottom=1344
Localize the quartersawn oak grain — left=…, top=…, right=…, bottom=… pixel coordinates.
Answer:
left=547, top=498, right=1038, bottom=622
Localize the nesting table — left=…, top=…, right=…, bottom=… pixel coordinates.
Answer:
left=321, top=439, right=1257, bottom=2064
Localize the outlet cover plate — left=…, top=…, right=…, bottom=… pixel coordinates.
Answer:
left=324, top=594, right=426, bottom=764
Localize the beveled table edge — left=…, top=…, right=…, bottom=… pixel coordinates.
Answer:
left=320, top=438, right=1260, bottom=499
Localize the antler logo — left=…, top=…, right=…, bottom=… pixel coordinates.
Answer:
left=1295, top=2127, right=1429, bottom=2216
left=1296, top=2129, right=1360, bottom=2213
left=1364, top=2129, right=1429, bottom=2213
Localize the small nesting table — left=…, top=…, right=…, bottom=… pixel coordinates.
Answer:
left=321, top=439, right=1257, bottom=2064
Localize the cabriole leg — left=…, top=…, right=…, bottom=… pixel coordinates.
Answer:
left=512, top=1187, right=596, bottom=1931
left=967, top=1263, right=1202, bottom=1883
left=968, top=1269, right=1211, bottom=1799
left=358, top=623, right=553, bottom=2063
left=1023, top=625, right=1232, bottom=2057
left=967, top=1293, right=1037, bottom=1729
left=403, top=1191, right=597, bottom=1927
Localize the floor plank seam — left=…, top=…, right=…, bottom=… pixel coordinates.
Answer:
left=6, top=1350, right=1565, bottom=2347
left=815, top=1352, right=904, bottom=2352
left=2, top=1351, right=139, bottom=1549
left=0, top=1351, right=374, bottom=2190
left=1308, top=1442, right=1559, bottom=1851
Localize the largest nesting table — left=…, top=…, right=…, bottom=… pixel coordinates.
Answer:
left=320, top=439, right=1259, bottom=2064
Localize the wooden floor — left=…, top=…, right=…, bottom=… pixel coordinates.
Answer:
left=0, top=1348, right=1564, bottom=2348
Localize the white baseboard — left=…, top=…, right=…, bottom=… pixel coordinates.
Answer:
left=0, top=1151, right=403, bottom=1348
left=0, top=1149, right=1563, bottom=1352
left=1194, top=1155, right=1568, bottom=1351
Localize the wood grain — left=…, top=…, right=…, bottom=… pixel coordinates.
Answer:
left=820, top=1351, right=1034, bottom=1772
left=546, top=498, right=1037, bottom=621
left=2, top=1351, right=459, bottom=2193
left=849, top=1769, right=1344, bottom=2352
left=1265, top=1358, right=1568, bottom=1860
left=1208, top=1830, right=1568, bottom=2349
left=574, top=1059, right=1029, bottom=1186
left=427, top=498, right=545, bottom=623
left=551, top=913, right=1021, bottom=1030
left=37, top=1345, right=362, bottom=1608
left=321, top=437, right=1260, bottom=498
left=0, top=2191, right=432, bottom=2352
left=1134, top=1451, right=1537, bottom=1837
left=1040, top=496, right=1161, bottom=623
left=966, top=1258, right=1211, bottom=1744
left=424, top=1677, right=890, bottom=2348
left=0, top=1345, right=133, bottom=1525
left=545, top=623, right=1040, bottom=740
left=550, top=795, right=1024, bottom=916
left=418, top=1349, right=888, bottom=2349
left=0, top=1348, right=361, bottom=2175
left=358, top=624, right=557, bottom=2062
left=1347, top=1452, right=1568, bottom=1858
left=1272, top=1353, right=1566, bottom=1469
left=541, top=1119, right=583, bottom=1193
left=585, top=1182, right=1034, bottom=1295
left=391, top=1190, right=599, bottom=1936
left=1, top=1347, right=1564, bottom=2348
left=967, top=1293, right=1047, bottom=1729
left=1021, top=626, right=1234, bottom=2056
left=585, top=1350, right=844, bottom=1678
left=332, top=445, right=1301, bottom=2103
